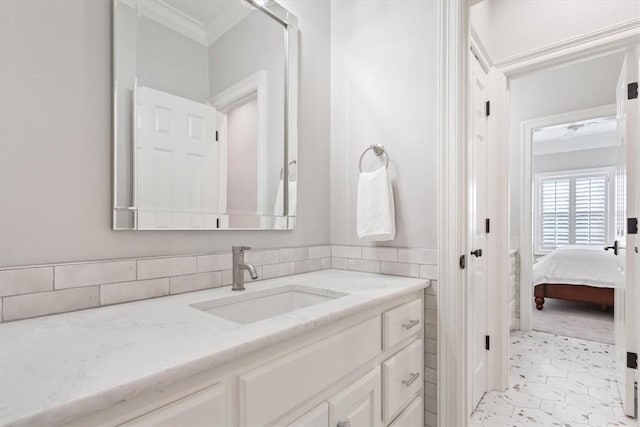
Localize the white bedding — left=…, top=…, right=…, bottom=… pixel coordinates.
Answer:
left=531, top=245, right=619, bottom=288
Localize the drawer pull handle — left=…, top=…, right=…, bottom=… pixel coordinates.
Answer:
left=337, top=421, right=351, bottom=427
left=401, top=372, right=420, bottom=387
left=401, top=319, right=420, bottom=329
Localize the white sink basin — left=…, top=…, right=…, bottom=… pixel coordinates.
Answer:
left=190, top=285, right=347, bottom=324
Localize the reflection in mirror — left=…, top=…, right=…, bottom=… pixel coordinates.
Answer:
left=113, top=0, right=298, bottom=230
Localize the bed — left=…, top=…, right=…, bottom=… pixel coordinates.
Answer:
left=531, top=245, right=618, bottom=310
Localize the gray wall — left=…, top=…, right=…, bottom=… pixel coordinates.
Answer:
left=534, top=146, right=618, bottom=174
left=0, top=0, right=331, bottom=267
left=137, top=17, right=210, bottom=102
left=329, top=0, right=439, bottom=250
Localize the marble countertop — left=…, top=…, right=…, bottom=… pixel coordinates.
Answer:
left=0, top=269, right=429, bottom=427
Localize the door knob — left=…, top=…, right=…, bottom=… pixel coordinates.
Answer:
left=605, top=240, right=619, bottom=256
left=470, top=248, right=483, bottom=257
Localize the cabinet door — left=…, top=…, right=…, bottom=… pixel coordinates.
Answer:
left=120, top=384, right=225, bottom=427
left=287, top=402, right=330, bottom=427
left=328, top=367, right=381, bottom=427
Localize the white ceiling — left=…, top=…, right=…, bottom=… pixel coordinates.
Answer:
left=164, top=1, right=242, bottom=26
left=533, top=116, right=619, bottom=156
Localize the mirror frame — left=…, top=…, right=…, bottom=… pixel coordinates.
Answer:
left=111, top=0, right=299, bottom=231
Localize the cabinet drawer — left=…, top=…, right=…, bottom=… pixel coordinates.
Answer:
left=382, top=339, right=422, bottom=422
left=382, top=299, right=422, bottom=349
left=239, top=316, right=381, bottom=426
left=119, top=383, right=225, bottom=427
left=388, top=396, right=422, bottom=427
left=287, top=402, right=329, bottom=427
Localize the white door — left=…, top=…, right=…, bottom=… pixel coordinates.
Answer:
left=137, top=86, right=222, bottom=229
left=287, top=402, right=329, bottom=427
left=328, top=367, right=382, bottom=427
left=469, top=53, right=490, bottom=412
left=614, top=47, right=638, bottom=418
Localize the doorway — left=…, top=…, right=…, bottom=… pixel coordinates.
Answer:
left=465, top=4, right=639, bottom=426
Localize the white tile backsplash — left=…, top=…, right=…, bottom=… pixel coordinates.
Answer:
left=169, top=272, right=222, bottom=294
left=54, top=261, right=136, bottom=289
left=196, top=254, right=232, bottom=273
left=262, top=262, right=296, bottom=279
left=279, top=247, right=309, bottom=263
left=331, top=245, right=362, bottom=259
left=362, top=247, right=398, bottom=262
left=398, top=248, right=437, bottom=265
left=346, top=258, right=381, bottom=273
left=308, top=245, right=331, bottom=259
left=320, top=257, right=331, bottom=269
left=3, top=287, right=99, bottom=321
left=0, top=244, right=436, bottom=323
left=101, top=278, right=169, bottom=305
left=331, top=257, right=347, bottom=269
left=381, top=261, right=419, bottom=277
left=244, top=250, right=279, bottom=266
left=294, top=258, right=323, bottom=274
left=137, top=257, right=196, bottom=280
left=419, top=264, right=438, bottom=280
left=0, top=267, right=53, bottom=297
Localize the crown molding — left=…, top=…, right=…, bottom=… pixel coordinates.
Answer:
left=118, top=0, right=254, bottom=47
left=120, top=0, right=208, bottom=46
left=495, top=17, right=640, bottom=77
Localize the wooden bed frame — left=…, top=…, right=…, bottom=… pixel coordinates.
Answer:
left=534, top=283, right=614, bottom=311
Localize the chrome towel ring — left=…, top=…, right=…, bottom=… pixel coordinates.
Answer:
left=359, top=144, right=389, bottom=173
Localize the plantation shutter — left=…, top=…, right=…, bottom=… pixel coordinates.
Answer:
left=540, top=177, right=571, bottom=248
left=574, top=175, right=607, bottom=245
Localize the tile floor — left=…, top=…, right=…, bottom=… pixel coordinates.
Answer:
left=471, top=331, right=633, bottom=427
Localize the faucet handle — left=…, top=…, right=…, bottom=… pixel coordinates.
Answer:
left=232, top=246, right=252, bottom=254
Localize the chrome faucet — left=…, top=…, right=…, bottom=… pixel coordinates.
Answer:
left=232, top=246, right=258, bottom=291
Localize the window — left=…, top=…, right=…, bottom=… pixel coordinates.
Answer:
left=535, top=169, right=612, bottom=253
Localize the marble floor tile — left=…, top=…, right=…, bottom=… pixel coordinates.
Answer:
left=472, top=331, right=633, bottom=427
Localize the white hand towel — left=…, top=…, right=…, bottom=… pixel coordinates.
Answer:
left=357, top=166, right=395, bottom=241
left=274, top=180, right=297, bottom=229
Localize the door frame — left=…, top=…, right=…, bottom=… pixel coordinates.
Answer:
left=438, top=3, right=640, bottom=424
left=518, top=104, right=617, bottom=332
left=210, top=70, right=269, bottom=226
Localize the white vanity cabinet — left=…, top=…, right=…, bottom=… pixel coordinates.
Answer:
left=287, top=403, right=329, bottom=427
left=71, top=292, right=425, bottom=427
left=120, top=384, right=226, bottom=427
left=328, top=367, right=382, bottom=427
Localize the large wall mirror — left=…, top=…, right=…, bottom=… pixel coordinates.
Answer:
left=113, top=0, right=298, bottom=230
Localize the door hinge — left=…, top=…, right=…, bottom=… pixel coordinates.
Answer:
left=629, top=82, right=638, bottom=100
left=459, top=254, right=466, bottom=269
left=485, top=218, right=491, bottom=234
left=627, top=352, right=638, bottom=369
left=485, top=335, right=490, bottom=351
left=485, top=100, right=490, bottom=116
left=628, top=217, right=638, bottom=235
left=215, top=130, right=219, bottom=142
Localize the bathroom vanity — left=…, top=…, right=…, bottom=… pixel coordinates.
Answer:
left=0, top=270, right=429, bottom=427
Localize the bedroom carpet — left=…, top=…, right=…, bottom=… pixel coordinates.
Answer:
left=532, top=299, right=614, bottom=344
